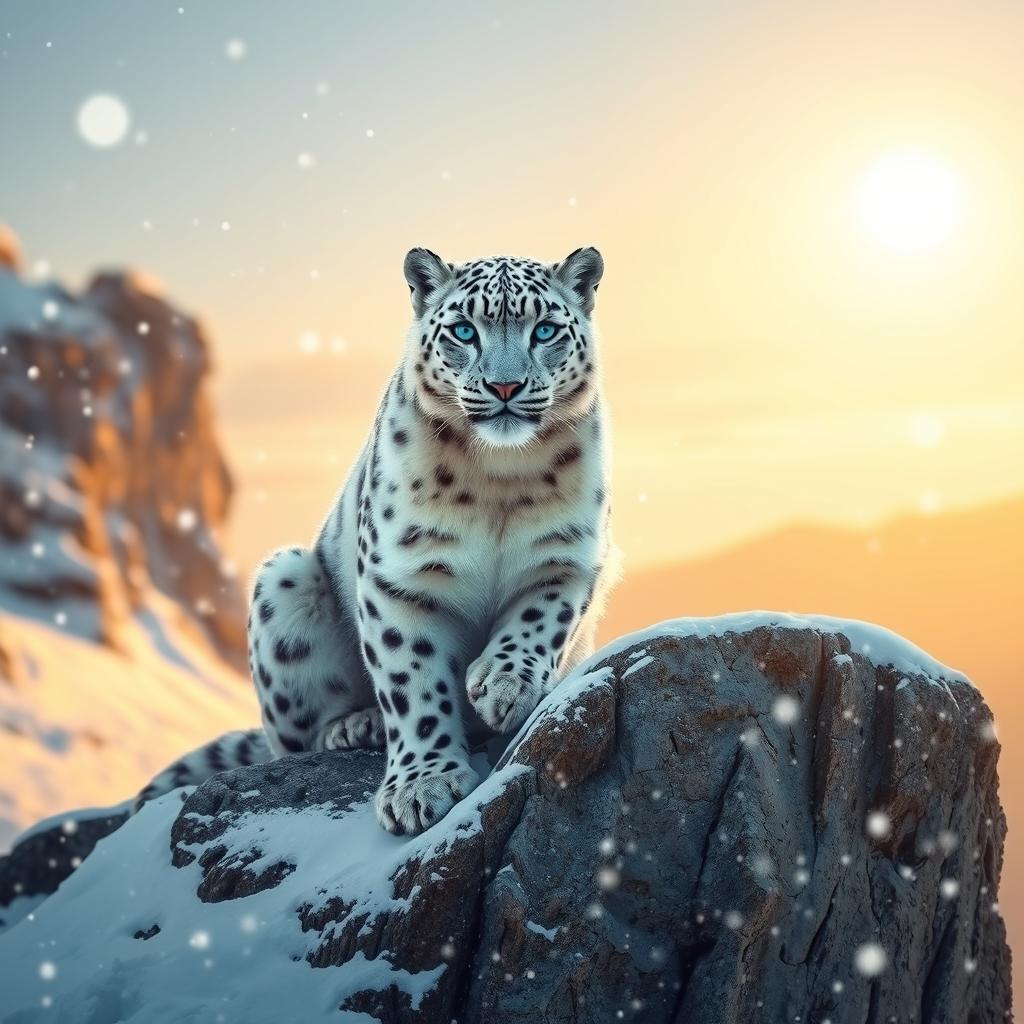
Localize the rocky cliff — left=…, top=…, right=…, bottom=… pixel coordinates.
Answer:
left=0, top=232, right=255, bottom=849
left=0, top=246, right=245, bottom=666
left=0, top=614, right=1010, bottom=1023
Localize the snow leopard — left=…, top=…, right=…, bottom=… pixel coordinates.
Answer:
left=136, top=248, right=613, bottom=835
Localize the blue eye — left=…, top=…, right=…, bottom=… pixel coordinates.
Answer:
left=533, top=322, right=557, bottom=342
left=452, top=322, right=477, bottom=342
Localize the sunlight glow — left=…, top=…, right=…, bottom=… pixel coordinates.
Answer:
left=858, top=152, right=964, bottom=253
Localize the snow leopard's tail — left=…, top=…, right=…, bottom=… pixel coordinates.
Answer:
left=132, top=728, right=274, bottom=813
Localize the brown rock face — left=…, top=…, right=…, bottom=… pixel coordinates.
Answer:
left=154, top=621, right=1009, bottom=1023
left=0, top=260, right=245, bottom=667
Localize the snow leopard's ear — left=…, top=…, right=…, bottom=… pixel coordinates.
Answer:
left=554, top=247, right=604, bottom=316
left=403, top=248, right=453, bottom=316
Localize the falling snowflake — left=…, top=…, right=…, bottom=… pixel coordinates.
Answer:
left=772, top=695, right=799, bottom=725
left=224, top=38, right=247, bottom=61
left=866, top=810, right=891, bottom=840
left=38, top=962, right=57, bottom=980
left=77, top=94, right=130, bottom=148
left=298, top=330, right=321, bottom=354
left=854, top=942, right=888, bottom=977
left=176, top=508, right=198, bottom=532
left=940, top=878, right=960, bottom=900
left=189, top=930, right=211, bottom=950
left=42, top=300, right=59, bottom=321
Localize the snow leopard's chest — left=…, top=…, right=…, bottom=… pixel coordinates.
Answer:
left=356, top=397, right=603, bottom=626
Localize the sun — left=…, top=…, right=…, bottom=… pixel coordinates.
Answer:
left=858, top=152, right=965, bottom=253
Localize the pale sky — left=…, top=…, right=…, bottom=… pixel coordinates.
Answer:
left=3, top=0, right=1023, bottom=574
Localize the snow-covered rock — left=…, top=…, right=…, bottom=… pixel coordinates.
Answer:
left=0, top=252, right=255, bottom=850
left=0, top=617, right=1010, bottom=1023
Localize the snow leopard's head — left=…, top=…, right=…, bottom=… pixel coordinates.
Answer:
left=402, top=249, right=604, bottom=448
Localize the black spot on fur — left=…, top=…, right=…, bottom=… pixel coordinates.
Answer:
left=363, top=642, right=379, bottom=668
left=382, top=627, right=403, bottom=649
left=274, top=693, right=291, bottom=714
left=392, top=691, right=410, bottom=716
left=274, top=637, right=312, bottom=663
left=412, top=638, right=435, bottom=657
left=293, top=710, right=319, bottom=731
left=552, top=630, right=567, bottom=649
left=521, top=607, right=542, bottom=622
left=417, top=715, right=438, bottom=739
left=279, top=578, right=296, bottom=589
left=258, top=600, right=274, bottom=623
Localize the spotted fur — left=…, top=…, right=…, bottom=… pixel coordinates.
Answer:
left=135, top=249, right=614, bottom=835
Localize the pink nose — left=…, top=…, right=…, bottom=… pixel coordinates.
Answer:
left=485, top=380, right=525, bottom=402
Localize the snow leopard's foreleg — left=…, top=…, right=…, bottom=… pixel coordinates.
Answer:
left=354, top=574, right=480, bottom=835
left=466, top=569, right=597, bottom=735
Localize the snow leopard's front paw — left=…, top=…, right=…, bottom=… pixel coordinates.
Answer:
left=319, top=707, right=385, bottom=751
left=375, top=761, right=480, bottom=836
left=466, top=656, right=544, bottom=735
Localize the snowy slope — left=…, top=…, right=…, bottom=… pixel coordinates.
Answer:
left=0, top=761, right=520, bottom=1022
left=0, top=609, right=256, bottom=852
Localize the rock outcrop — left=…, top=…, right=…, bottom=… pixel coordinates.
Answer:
left=0, top=244, right=245, bottom=668
left=0, top=806, right=127, bottom=930
left=0, top=616, right=1011, bottom=1023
